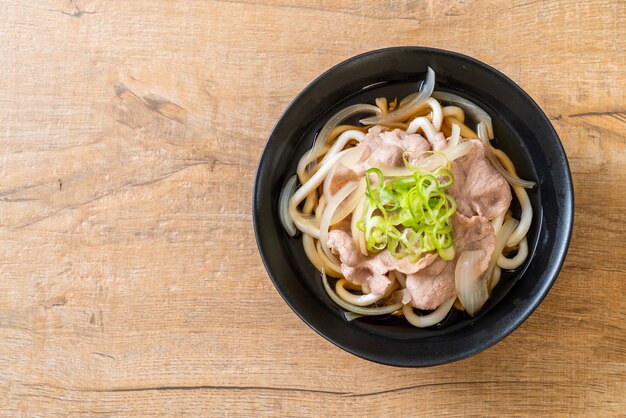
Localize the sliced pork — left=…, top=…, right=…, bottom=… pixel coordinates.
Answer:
left=327, top=228, right=437, bottom=295
left=326, top=163, right=360, bottom=196
left=405, top=213, right=495, bottom=310
left=325, top=126, right=507, bottom=312
left=326, top=126, right=431, bottom=195
left=448, top=140, right=512, bottom=220
left=360, top=127, right=430, bottom=167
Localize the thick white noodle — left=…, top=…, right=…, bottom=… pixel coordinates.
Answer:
left=322, top=271, right=403, bottom=316
left=492, top=148, right=533, bottom=246
left=486, top=218, right=519, bottom=280
left=442, top=106, right=465, bottom=123
left=498, top=237, right=529, bottom=270
left=289, top=147, right=364, bottom=237
left=321, top=130, right=365, bottom=164
left=291, top=148, right=350, bottom=208
left=302, top=190, right=317, bottom=215
left=297, top=145, right=328, bottom=183
left=290, top=212, right=320, bottom=238
left=360, top=67, right=435, bottom=125
left=315, top=194, right=326, bottom=224
left=335, top=279, right=397, bottom=306
left=491, top=211, right=506, bottom=235
left=309, top=104, right=380, bottom=161
left=432, top=91, right=494, bottom=138
left=303, top=235, right=341, bottom=278
left=426, top=97, right=443, bottom=131
left=402, top=297, right=455, bottom=328
left=489, top=266, right=502, bottom=291
left=406, top=116, right=438, bottom=142
left=315, top=240, right=343, bottom=277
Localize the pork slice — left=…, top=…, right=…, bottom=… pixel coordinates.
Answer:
left=366, top=125, right=385, bottom=136
left=451, top=212, right=496, bottom=265
left=327, top=228, right=391, bottom=295
left=379, top=128, right=430, bottom=153
left=326, top=163, right=360, bottom=196
left=376, top=251, right=438, bottom=275
left=406, top=258, right=456, bottom=310
left=327, top=228, right=437, bottom=296
left=366, top=136, right=404, bottom=167
left=448, top=140, right=512, bottom=220
left=405, top=213, right=495, bottom=310
left=360, top=126, right=431, bottom=168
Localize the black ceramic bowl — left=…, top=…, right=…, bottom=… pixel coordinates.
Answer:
left=253, top=47, right=573, bottom=367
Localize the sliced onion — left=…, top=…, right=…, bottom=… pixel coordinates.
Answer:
left=330, top=180, right=366, bottom=224
left=402, top=297, right=455, bottom=328
left=279, top=175, right=298, bottom=237
left=375, top=97, right=388, bottom=114
left=449, top=123, right=461, bottom=147
left=336, top=279, right=383, bottom=306
left=432, top=91, right=494, bottom=139
left=360, top=67, right=435, bottom=125
left=323, top=144, right=366, bottom=202
left=477, top=122, right=537, bottom=189
left=322, top=270, right=402, bottom=316
left=455, top=250, right=489, bottom=316
left=309, top=104, right=380, bottom=160
left=350, top=195, right=367, bottom=254
left=343, top=311, right=364, bottom=321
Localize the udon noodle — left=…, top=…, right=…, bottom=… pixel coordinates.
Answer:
left=280, top=68, right=535, bottom=327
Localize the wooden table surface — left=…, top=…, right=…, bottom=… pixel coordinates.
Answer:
left=1, top=1, right=624, bottom=416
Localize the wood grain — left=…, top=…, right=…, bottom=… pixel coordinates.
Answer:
left=1, top=0, right=624, bottom=416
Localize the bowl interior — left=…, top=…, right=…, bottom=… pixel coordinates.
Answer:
left=254, top=47, right=573, bottom=366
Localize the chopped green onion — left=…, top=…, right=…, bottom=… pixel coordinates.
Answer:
left=360, top=160, right=456, bottom=261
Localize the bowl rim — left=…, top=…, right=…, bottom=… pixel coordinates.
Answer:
left=253, top=46, right=574, bottom=367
